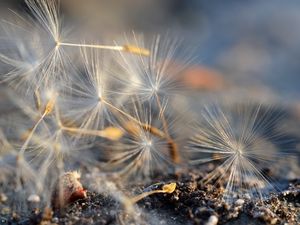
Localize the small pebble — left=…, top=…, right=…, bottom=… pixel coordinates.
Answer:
left=235, top=198, right=245, bottom=206
left=244, top=193, right=251, bottom=200
left=73, top=216, right=80, bottom=221
left=205, top=215, right=218, bottom=225
left=0, top=193, right=8, bottom=202
left=52, top=217, right=59, bottom=223
left=27, top=194, right=40, bottom=203
left=1, top=207, right=10, bottom=215
left=270, top=218, right=278, bottom=224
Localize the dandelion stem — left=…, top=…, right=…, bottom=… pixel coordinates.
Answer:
left=58, top=42, right=123, bottom=50
left=154, top=93, right=181, bottom=163
left=61, top=126, right=123, bottom=141
left=34, top=89, right=41, bottom=111
left=19, top=116, right=44, bottom=155
left=101, top=99, right=166, bottom=138
left=57, top=42, right=150, bottom=56
left=102, top=99, right=141, bottom=125
left=19, top=93, right=57, bottom=155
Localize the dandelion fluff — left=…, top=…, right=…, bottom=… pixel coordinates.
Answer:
left=106, top=100, right=176, bottom=181
left=188, top=102, right=296, bottom=203
left=113, top=34, right=194, bottom=104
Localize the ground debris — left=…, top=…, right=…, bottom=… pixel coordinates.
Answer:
left=0, top=170, right=299, bottom=224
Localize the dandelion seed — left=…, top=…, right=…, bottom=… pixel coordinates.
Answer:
left=61, top=126, right=124, bottom=141
left=23, top=107, right=92, bottom=169
left=59, top=46, right=152, bottom=142
left=1, top=0, right=148, bottom=92
left=114, top=34, right=193, bottom=103
left=7, top=93, right=92, bottom=184
left=57, top=42, right=150, bottom=56
left=59, top=47, right=116, bottom=136
left=0, top=0, right=70, bottom=91
left=188, top=102, right=295, bottom=203
left=19, top=89, right=58, bottom=155
left=130, top=182, right=176, bottom=203
left=112, top=34, right=193, bottom=163
left=106, top=100, right=177, bottom=180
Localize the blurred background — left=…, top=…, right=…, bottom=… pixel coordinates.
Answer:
left=1, top=0, right=300, bottom=104
left=0, top=2, right=299, bottom=221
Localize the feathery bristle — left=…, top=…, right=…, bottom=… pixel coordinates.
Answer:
left=188, top=102, right=295, bottom=203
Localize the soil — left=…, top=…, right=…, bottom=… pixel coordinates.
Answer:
left=1, top=168, right=299, bottom=225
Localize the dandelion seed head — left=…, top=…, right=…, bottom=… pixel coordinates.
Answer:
left=141, top=138, right=153, bottom=148
left=25, top=0, right=62, bottom=44
left=0, top=0, right=72, bottom=92
left=58, top=47, right=117, bottom=136
left=114, top=33, right=193, bottom=103
left=106, top=100, right=175, bottom=181
left=188, top=102, right=295, bottom=203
